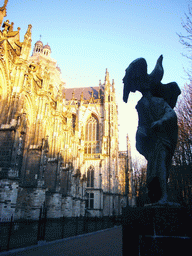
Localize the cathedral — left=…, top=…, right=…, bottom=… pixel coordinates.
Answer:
left=0, top=2, right=133, bottom=220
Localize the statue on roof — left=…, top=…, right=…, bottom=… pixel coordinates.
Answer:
left=123, top=55, right=181, bottom=205
left=0, top=0, right=8, bottom=28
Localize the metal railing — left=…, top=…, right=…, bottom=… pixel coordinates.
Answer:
left=0, top=213, right=122, bottom=252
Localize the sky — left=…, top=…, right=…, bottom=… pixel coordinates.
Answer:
left=4, top=0, right=191, bottom=160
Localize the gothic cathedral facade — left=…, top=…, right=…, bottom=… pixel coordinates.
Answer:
left=0, top=10, right=132, bottom=220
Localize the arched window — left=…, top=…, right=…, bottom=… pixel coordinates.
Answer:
left=84, top=114, right=100, bottom=154
left=87, top=166, right=94, bottom=188
left=72, top=114, right=76, bottom=135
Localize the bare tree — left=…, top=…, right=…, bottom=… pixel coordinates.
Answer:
left=171, top=82, right=192, bottom=205
left=168, top=6, right=192, bottom=205
left=132, top=156, right=147, bottom=206
left=173, top=83, right=192, bottom=166
left=178, top=6, right=192, bottom=62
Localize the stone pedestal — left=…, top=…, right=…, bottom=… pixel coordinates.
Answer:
left=122, top=205, right=192, bottom=256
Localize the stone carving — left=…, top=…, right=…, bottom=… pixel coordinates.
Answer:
left=123, top=55, right=181, bottom=205
left=0, top=0, right=8, bottom=28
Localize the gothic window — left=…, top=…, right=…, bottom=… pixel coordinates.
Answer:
left=86, top=193, right=94, bottom=209
left=87, top=166, right=94, bottom=188
left=111, top=105, right=114, bottom=119
left=72, top=114, right=76, bottom=135
left=84, top=114, right=100, bottom=154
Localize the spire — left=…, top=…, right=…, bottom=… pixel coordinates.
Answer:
left=104, top=68, right=110, bottom=85
left=112, top=79, right=115, bottom=93
left=98, top=88, right=100, bottom=99
left=89, top=89, right=94, bottom=103
left=25, top=24, right=32, bottom=38
left=72, top=90, right=75, bottom=100
left=21, top=24, right=32, bottom=60
left=80, top=91, right=83, bottom=101
left=98, top=80, right=102, bottom=99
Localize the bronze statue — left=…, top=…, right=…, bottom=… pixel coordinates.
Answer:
left=123, top=55, right=181, bottom=204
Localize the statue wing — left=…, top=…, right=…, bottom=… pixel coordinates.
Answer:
left=149, top=55, right=164, bottom=83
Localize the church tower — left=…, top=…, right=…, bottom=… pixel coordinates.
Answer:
left=43, top=44, right=51, bottom=57
left=33, top=40, right=43, bottom=55
left=32, top=40, right=51, bottom=58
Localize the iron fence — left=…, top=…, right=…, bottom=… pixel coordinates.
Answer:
left=0, top=214, right=122, bottom=252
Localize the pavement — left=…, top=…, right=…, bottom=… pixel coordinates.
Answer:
left=0, top=226, right=122, bottom=256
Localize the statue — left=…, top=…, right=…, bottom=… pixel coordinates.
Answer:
left=0, top=0, right=8, bottom=28
left=123, top=55, right=181, bottom=205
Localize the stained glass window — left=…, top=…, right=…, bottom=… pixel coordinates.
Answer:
left=84, top=114, right=100, bottom=154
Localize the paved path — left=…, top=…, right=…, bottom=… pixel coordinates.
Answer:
left=0, top=226, right=122, bottom=256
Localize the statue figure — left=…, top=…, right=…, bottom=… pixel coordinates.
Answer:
left=123, top=55, right=181, bottom=204
left=0, top=0, right=8, bottom=28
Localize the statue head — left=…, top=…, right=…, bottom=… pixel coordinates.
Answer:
left=0, top=0, right=8, bottom=28
left=123, top=57, right=149, bottom=103
left=123, top=55, right=181, bottom=109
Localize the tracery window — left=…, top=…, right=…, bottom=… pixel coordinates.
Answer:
left=87, top=166, right=94, bottom=188
left=84, top=114, right=100, bottom=154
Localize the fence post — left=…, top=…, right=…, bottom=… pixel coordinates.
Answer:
left=61, top=215, right=65, bottom=239
left=42, top=203, right=47, bottom=241
left=101, top=216, right=104, bottom=230
left=7, top=215, right=13, bottom=251
left=75, top=217, right=79, bottom=236
left=108, top=216, right=110, bottom=229
left=37, top=206, right=42, bottom=242
left=84, top=216, right=88, bottom=234
left=94, top=217, right=97, bottom=231
left=83, top=216, right=85, bottom=234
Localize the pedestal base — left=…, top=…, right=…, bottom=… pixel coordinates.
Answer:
left=122, top=205, right=192, bottom=256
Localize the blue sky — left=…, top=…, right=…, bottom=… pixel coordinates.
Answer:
left=5, top=0, right=191, bottom=158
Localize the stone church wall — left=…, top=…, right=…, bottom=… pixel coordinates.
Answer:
left=15, top=187, right=46, bottom=220
left=0, top=180, right=19, bottom=221
left=46, top=192, right=62, bottom=218
left=61, top=196, right=73, bottom=217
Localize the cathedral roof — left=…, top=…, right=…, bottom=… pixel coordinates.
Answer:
left=64, top=86, right=104, bottom=101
